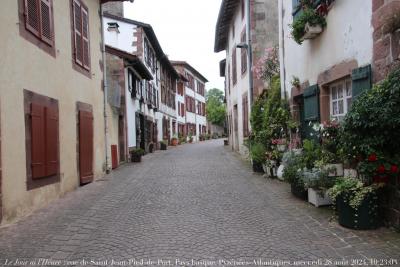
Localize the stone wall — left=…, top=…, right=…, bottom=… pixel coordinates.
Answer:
left=372, top=0, right=400, bottom=83
left=103, top=1, right=124, bottom=17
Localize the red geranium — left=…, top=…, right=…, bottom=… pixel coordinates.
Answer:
left=391, top=165, right=399, bottom=173
left=368, top=153, right=377, bottom=162
left=377, top=165, right=386, bottom=174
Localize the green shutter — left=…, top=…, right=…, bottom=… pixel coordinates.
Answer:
left=303, top=84, right=320, bottom=122
left=352, top=65, right=372, bottom=100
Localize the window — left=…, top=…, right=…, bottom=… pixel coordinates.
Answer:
left=241, top=0, right=245, bottom=19
left=241, top=29, right=247, bottom=74
left=24, top=90, right=59, bottom=190
left=128, top=70, right=137, bottom=99
left=232, top=47, right=237, bottom=85
left=242, top=93, right=249, bottom=137
left=24, top=0, right=54, bottom=46
left=72, top=0, right=90, bottom=71
left=330, top=78, right=352, bottom=120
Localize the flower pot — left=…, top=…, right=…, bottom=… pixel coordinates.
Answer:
left=131, top=154, right=142, bottom=163
left=336, top=194, right=380, bottom=230
left=291, top=183, right=308, bottom=201
left=344, top=168, right=357, bottom=178
left=252, top=161, right=264, bottom=173
left=160, top=143, right=167, bottom=150
left=277, top=144, right=287, bottom=152
left=324, top=163, right=344, bottom=177
left=171, top=138, right=178, bottom=146
left=308, top=188, right=332, bottom=207
left=277, top=164, right=285, bottom=181
left=302, top=22, right=323, bottom=40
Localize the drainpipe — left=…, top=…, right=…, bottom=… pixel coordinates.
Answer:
left=100, top=5, right=110, bottom=173
left=246, top=0, right=254, bottom=106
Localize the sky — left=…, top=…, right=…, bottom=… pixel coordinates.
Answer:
left=124, top=0, right=225, bottom=92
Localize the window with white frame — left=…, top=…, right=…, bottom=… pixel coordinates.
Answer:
left=330, top=78, right=352, bottom=120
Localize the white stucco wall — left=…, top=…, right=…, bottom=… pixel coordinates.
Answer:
left=104, top=17, right=137, bottom=54
left=224, top=2, right=250, bottom=154
left=279, top=0, right=373, bottom=98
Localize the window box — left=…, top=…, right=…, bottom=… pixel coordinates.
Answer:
left=301, top=22, right=323, bottom=40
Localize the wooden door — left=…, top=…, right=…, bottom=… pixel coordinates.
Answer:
left=111, top=145, right=118, bottom=169
left=79, top=110, right=94, bottom=184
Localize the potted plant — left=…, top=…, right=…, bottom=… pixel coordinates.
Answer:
left=171, top=135, right=178, bottom=146
left=250, top=143, right=266, bottom=173
left=130, top=147, right=145, bottom=163
left=290, top=8, right=326, bottom=44
left=179, top=135, right=186, bottom=145
left=302, top=168, right=335, bottom=207
left=188, top=133, right=193, bottom=143
left=328, top=177, right=384, bottom=230
left=272, top=138, right=288, bottom=152
left=160, top=140, right=167, bottom=150
left=263, top=150, right=281, bottom=178
left=291, top=76, right=301, bottom=89
left=283, top=152, right=308, bottom=200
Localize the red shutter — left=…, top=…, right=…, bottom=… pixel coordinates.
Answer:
left=39, top=0, right=53, bottom=45
left=31, top=103, right=46, bottom=179
left=81, top=7, right=90, bottom=70
left=45, top=105, right=58, bottom=176
left=73, top=0, right=83, bottom=66
left=25, top=0, right=40, bottom=37
left=79, top=110, right=94, bottom=183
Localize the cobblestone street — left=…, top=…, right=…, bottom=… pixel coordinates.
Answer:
left=0, top=140, right=399, bottom=267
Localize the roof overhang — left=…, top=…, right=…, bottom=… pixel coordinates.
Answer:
left=171, top=61, right=209, bottom=83
left=214, top=0, right=239, bottom=53
left=105, top=45, right=153, bottom=80
left=219, top=59, right=226, bottom=77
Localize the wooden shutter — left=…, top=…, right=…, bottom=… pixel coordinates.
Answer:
left=45, top=105, right=58, bottom=176
left=31, top=103, right=46, bottom=179
left=25, top=0, right=40, bottom=37
left=81, top=7, right=90, bottom=70
left=39, top=0, right=53, bottom=45
left=303, top=85, right=320, bottom=121
left=352, top=65, right=372, bottom=100
left=79, top=110, right=94, bottom=182
left=73, top=0, right=83, bottom=66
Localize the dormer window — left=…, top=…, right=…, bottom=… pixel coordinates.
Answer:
left=107, top=22, right=120, bottom=33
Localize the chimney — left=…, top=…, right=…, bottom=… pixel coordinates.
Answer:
left=102, top=1, right=124, bottom=17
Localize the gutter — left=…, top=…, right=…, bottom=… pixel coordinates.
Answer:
left=100, top=5, right=110, bottom=173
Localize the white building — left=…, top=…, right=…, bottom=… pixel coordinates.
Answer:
left=278, top=0, right=373, bottom=139
left=172, top=62, right=208, bottom=142
left=214, top=0, right=278, bottom=154
left=103, top=12, right=179, bottom=153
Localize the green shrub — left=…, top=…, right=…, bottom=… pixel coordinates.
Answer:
left=250, top=143, right=266, bottom=164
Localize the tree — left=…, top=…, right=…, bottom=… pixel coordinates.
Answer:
left=206, top=88, right=226, bottom=126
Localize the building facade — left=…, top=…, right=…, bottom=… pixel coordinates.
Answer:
left=172, top=62, right=208, bottom=142
left=103, top=12, right=179, bottom=153
left=214, top=0, right=278, bottom=154
left=0, top=0, right=129, bottom=224
left=279, top=0, right=400, bottom=227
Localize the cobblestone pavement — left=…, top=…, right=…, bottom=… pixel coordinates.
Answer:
left=0, top=140, right=400, bottom=267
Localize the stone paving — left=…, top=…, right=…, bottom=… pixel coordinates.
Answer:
left=0, top=140, right=400, bottom=267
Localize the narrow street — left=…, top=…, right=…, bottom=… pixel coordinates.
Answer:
left=0, top=140, right=399, bottom=266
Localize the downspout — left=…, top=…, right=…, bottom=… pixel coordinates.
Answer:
left=100, top=5, right=110, bottom=173
left=246, top=0, right=254, bottom=106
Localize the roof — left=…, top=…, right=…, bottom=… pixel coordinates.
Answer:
left=214, top=0, right=240, bottom=53
left=103, top=13, right=179, bottom=79
left=105, top=45, right=153, bottom=80
left=171, top=61, right=209, bottom=83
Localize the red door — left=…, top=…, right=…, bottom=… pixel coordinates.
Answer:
left=111, top=145, right=118, bottom=169
left=79, top=110, right=94, bottom=184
